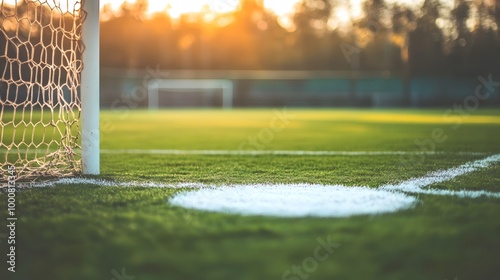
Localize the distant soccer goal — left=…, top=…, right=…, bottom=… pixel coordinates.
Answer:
left=147, top=79, right=234, bottom=110
left=0, top=0, right=100, bottom=181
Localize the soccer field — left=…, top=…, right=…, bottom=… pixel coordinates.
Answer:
left=1, top=109, right=500, bottom=280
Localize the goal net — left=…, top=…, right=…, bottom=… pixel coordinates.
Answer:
left=0, top=0, right=96, bottom=182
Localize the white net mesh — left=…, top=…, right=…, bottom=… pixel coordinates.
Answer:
left=1, top=0, right=85, bottom=181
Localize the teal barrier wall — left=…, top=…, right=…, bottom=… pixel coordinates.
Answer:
left=98, top=71, right=500, bottom=108
left=245, top=77, right=499, bottom=107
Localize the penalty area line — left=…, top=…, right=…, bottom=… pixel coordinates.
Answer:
left=7, top=154, right=500, bottom=198
left=17, top=154, right=500, bottom=199
left=381, top=154, right=500, bottom=198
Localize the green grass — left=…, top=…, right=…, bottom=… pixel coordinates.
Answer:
left=99, top=109, right=500, bottom=152
left=1, top=109, right=500, bottom=280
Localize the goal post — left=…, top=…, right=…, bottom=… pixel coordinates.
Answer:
left=81, top=0, right=100, bottom=175
left=148, top=79, right=234, bottom=110
left=0, top=0, right=100, bottom=181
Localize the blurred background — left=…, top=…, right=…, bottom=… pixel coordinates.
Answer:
left=3, top=0, right=500, bottom=108
left=99, top=0, right=500, bottom=108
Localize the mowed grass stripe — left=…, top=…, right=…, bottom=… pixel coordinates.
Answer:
left=100, top=149, right=488, bottom=156
left=97, top=109, right=500, bottom=152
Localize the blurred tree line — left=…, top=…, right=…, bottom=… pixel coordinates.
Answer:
left=103, top=0, right=498, bottom=76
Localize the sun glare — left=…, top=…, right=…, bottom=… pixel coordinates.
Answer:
left=334, top=7, right=352, bottom=25
left=99, top=0, right=304, bottom=19
left=264, top=0, right=300, bottom=17
left=2, top=0, right=441, bottom=27
left=1, top=0, right=305, bottom=29
left=100, top=0, right=239, bottom=18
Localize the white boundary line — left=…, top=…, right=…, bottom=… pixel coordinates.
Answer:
left=99, top=149, right=488, bottom=156
left=18, top=154, right=500, bottom=199
left=381, top=154, right=500, bottom=198
left=28, top=178, right=205, bottom=189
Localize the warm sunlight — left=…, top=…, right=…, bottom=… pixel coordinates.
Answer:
left=99, top=0, right=239, bottom=19
left=0, top=0, right=236, bottom=17
left=334, top=6, right=353, bottom=26
left=99, top=0, right=302, bottom=19
left=264, top=0, right=300, bottom=17
left=1, top=0, right=452, bottom=25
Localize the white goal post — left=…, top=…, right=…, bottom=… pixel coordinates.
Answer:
left=147, top=79, right=234, bottom=110
left=0, top=0, right=100, bottom=181
left=81, top=0, right=100, bottom=175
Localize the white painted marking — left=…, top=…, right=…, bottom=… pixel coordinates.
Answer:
left=27, top=178, right=206, bottom=189
left=9, top=154, right=499, bottom=217
left=168, top=154, right=500, bottom=216
left=100, top=149, right=487, bottom=156
left=381, top=154, right=500, bottom=198
left=169, top=184, right=417, bottom=217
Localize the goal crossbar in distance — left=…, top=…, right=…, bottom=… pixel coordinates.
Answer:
left=147, top=79, right=234, bottom=110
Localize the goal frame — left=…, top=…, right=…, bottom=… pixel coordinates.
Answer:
left=147, top=79, right=234, bottom=110
left=81, top=0, right=100, bottom=175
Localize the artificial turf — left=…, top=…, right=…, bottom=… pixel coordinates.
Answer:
left=1, top=109, right=500, bottom=280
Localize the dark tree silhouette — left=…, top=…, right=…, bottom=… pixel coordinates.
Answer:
left=408, top=0, right=445, bottom=75
left=95, top=0, right=499, bottom=76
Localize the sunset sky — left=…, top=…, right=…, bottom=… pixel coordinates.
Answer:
left=2, top=0, right=448, bottom=18
left=96, top=0, right=433, bottom=28
left=2, top=0, right=455, bottom=27
left=99, top=0, right=304, bottom=18
left=98, top=0, right=422, bottom=18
